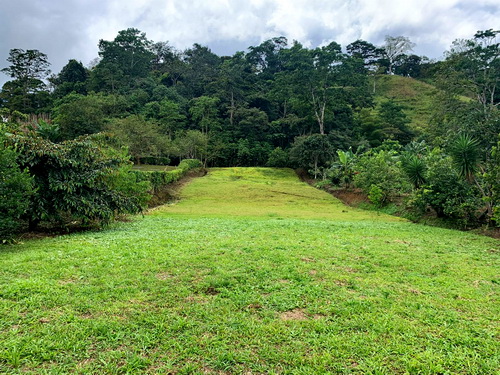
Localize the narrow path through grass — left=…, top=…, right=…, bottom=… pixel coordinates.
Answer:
left=1, top=168, right=498, bottom=374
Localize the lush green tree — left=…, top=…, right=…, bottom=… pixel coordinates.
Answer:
left=247, top=37, right=288, bottom=78
left=433, top=30, right=500, bottom=149
left=105, top=115, right=170, bottom=164
left=410, top=150, right=481, bottom=227
left=189, top=96, right=220, bottom=135
left=353, top=149, right=410, bottom=205
left=181, top=44, right=221, bottom=98
left=485, top=137, right=500, bottom=225
left=1, top=49, right=51, bottom=113
left=144, top=99, right=186, bottom=136
left=52, top=93, right=128, bottom=139
left=266, top=147, right=289, bottom=167
left=50, top=59, right=88, bottom=97
left=346, top=39, right=384, bottom=70
left=174, top=130, right=209, bottom=163
left=289, top=134, right=333, bottom=178
left=377, top=100, right=415, bottom=144
left=90, top=28, right=154, bottom=92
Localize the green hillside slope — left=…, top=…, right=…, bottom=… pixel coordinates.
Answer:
left=1, top=168, right=498, bottom=374
left=372, top=75, right=440, bottom=132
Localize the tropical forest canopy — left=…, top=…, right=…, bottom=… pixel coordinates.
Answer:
left=1, top=28, right=499, bottom=234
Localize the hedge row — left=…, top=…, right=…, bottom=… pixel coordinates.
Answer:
left=131, top=159, right=203, bottom=192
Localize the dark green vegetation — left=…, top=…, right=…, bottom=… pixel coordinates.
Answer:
left=1, top=28, right=498, bottom=233
left=1, top=168, right=498, bottom=374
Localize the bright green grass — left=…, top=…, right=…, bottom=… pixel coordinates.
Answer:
left=1, top=168, right=498, bottom=374
left=154, top=168, right=402, bottom=221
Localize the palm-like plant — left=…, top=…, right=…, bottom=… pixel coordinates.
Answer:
left=400, top=153, right=427, bottom=189
left=449, top=134, right=480, bottom=182
left=336, top=149, right=356, bottom=187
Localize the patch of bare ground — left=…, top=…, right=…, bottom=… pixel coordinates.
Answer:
left=279, top=308, right=324, bottom=321
left=295, top=168, right=368, bottom=206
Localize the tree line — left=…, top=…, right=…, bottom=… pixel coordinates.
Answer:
left=1, top=28, right=499, bottom=234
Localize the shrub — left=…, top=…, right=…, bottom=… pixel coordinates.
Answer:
left=353, top=150, right=410, bottom=205
left=409, top=152, right=481, bottom=228
left=485, top=137, right=500, bottom=226
left=132, top=159, right=203, bottom=193
left=0, top=134, right=33, bottom=240
left=266, top=147, right=289, bottom=168
left=7, top=132, right=149, bottom=229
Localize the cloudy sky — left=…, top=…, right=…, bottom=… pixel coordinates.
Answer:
left=0, top=0, right=499, bottom=84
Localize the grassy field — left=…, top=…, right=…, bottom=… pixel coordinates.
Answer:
left=1, top=168, right=498, bottom=374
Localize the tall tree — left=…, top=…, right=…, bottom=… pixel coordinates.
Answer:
left=383, top=36, right=415, bottom=74
left=50, top=59, right=88, bottom=97
left=90, top=28, right=154, bottom=92
left=1, top=49, right=51, bottom=113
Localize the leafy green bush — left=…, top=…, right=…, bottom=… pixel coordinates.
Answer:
left=132, top=159, right=203, bottom=192
left=485, top=137, right=500, bottom=226
left=353, top=150, right=410, bottom=205
left=408, top=152, right=481, bottom=228
left=266, top=147, right=289, bottom=168
left=0, top=133, right=34, bottom=240
left=7, top=132, right=149, bottom=229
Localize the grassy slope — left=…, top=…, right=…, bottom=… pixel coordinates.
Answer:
left=1, top=168, right=498, bottom=374
left=372, top=75, right=440, bottom=133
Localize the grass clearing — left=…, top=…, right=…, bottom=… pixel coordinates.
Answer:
left=1, top=168, right=498, bottom=374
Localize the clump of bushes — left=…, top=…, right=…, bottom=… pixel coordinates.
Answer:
left=0, top=127, right=34, bottom=241
left=132, top=159, right=203, bottom=192
left=1, top=122, right=156, bottom=240
left=324, top=136, right=499, bottom=229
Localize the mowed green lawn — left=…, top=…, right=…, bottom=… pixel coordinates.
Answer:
left=1, top=168, right=498, bottom=374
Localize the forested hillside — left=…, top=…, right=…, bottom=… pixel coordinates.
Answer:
left=1, top=28, right=499, bottom=235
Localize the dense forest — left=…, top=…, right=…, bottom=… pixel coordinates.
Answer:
left=1, top=28, right=499, bottom=237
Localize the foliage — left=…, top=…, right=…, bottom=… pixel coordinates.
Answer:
left=105, top=115, right=170, bottom=164
left=131, top=159, right=202, bottom=192
left=52, top=93, right=128, bottom=139
left=409, top=151, right=481, bottom=228
left=400, top=153, right=427, bottom=188
left=353, top=149, right=410, bottom=205
left=0, top=128, right=33, bottom=240
left=485, top=137, right=500, bottom=225
left=7, top=132, right=149, bottom=229
left=448, top=133, right=480, bottom=181
left=266, top=147, right=289, bottom=167
left=377, top=100, right=414, bottom=144
left=289, top=134, right=333, bottom=178
left=327, top=149, right=357, bottom=187
left=0, top=49, right=51, bottom=113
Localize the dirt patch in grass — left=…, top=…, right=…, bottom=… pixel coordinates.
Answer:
left=295, top=169, right=368, bottom=207
left=280, top=308, right=324, bottom=321
left=280, top=308, right=308, bottom=321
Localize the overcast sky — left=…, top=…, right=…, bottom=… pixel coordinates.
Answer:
left=1, top=0, right=499, bottom=85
